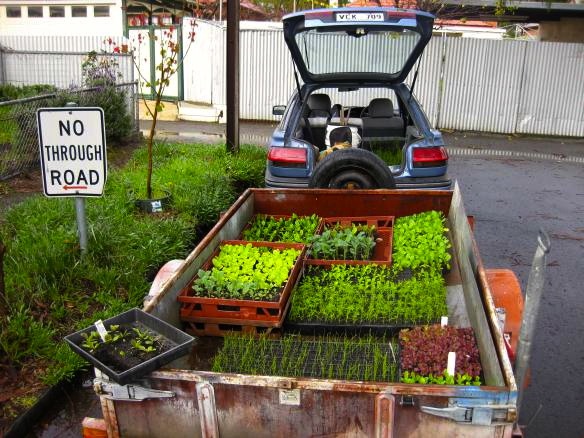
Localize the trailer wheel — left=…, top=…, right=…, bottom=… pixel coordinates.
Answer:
left=309, top=148, right=395, bottom=189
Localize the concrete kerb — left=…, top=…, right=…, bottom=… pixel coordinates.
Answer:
left=140, top=119, right=584, bottom=164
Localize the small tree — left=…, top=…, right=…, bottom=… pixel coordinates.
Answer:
left=110, top=18, right=197, bottom=199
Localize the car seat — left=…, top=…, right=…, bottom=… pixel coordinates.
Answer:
left=303, top=93, right=331, bottom=150
left=361, top=98, right=404, bottom=145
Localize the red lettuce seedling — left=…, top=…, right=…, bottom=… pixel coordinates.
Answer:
left=399, top=325, right=482, bottom=379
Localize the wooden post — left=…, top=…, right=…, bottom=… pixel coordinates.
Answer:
left=226, top=0, right=240, bottom=153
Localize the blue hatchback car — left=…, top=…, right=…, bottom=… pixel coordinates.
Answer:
left=266, top=7, right=451, bottom=190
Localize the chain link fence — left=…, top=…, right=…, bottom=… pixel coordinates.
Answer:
left=0, top=82, right=139, bottom=181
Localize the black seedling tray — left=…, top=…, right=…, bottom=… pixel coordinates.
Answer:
left=283, top=320, right=439, bottom=337
left=65, top=308, right=195, bottom=385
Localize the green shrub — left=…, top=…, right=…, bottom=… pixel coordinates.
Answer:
left=48, top=87, right=133, bottom=144
left=0, top=142, right=267, bottom=382
left=0, top=84, right=56, bottom=102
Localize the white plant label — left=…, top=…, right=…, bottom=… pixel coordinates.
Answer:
left=95, top=319, right=108, bottom=342
left=441, top=316, right=448, bottom=327
left=447, top=351, right=456, bottom=376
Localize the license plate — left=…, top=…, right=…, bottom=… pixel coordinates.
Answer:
left=336, top=12, right=384, bottom=22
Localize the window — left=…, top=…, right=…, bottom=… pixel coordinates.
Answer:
left=93, top=5, right=109, bottom=17
left=49, top=6, right=65, bottom=17
left=72, top=6, right=87, bottom=17
left=6, top=6, right=22, bottom=18
left=27, top=6, right=43, bottom=17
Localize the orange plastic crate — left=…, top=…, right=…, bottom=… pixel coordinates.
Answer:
left=178, top=240, right=305, bottom=327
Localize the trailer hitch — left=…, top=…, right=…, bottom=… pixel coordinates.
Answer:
left=94, top=378, right=175, bottom=401
left=421, top=403, right=516, bottom=426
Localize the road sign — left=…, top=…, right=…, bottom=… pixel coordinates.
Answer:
left=37, top=107, right=107, bottom=197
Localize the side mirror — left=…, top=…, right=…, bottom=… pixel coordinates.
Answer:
left=272, top=105, right=286, bottom=116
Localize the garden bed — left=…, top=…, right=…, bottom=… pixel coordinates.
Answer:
left=178, top=241, right=306, bottom=327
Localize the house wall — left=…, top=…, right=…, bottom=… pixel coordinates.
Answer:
left=539, top=18, right=584, bottom=43
left=0, top=0, right=123, bottom=36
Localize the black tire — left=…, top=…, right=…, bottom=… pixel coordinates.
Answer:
left=309, top=148, right=395, bottom=189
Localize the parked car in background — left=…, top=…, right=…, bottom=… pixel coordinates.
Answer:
left=265, top=7, right=451, bottom=190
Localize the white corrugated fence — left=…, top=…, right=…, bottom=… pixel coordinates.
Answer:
left=181, top=20, right=583, bottom=137
left=2, top=21, right=583, bottom=137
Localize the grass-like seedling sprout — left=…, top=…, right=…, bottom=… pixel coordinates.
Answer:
left=242, top=214, right=321, bottom=244
left=212, top=334, right=399, bottom=382
left=288, top=265, right=447, bottom=325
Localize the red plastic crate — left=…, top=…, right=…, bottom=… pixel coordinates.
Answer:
left=178, top=240, right=305, bottom=327
left=323, top=216, right=394, bottom=228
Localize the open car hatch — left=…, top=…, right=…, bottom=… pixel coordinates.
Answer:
left=283, top=7, right=434, bottom=85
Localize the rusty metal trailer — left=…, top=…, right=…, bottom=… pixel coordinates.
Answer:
left=85, top=185, right=548, bottom=438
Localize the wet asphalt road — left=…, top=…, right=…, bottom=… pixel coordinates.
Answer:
left=449, top=151, right=584, bottom=438
left=34, top=123, right=584, bottom=437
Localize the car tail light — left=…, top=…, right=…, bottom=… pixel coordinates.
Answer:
left=268, top=147, right=307, bottom=168
left=412, top=147, right=448, bottom=168
left=305, top=10, right=332, bottom=21
left=386, top=11, right=415, bottom=18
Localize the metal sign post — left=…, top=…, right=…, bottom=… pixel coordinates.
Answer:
left=37, top=104, right=107, bottom=255
left=74, top=197, right=88, bottom=254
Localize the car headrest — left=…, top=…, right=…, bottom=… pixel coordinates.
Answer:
left=307, top=94, right=332, bottom=113
left=368, top=98, right=394, bottom=118
left=330, top=104, right=343, bottom=118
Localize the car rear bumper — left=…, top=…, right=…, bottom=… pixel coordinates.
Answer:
left=394, top=174, right=452, bottom=190
left=265, top=171, right=310, bottom=188
left=266, top=169, right=451, bottom=190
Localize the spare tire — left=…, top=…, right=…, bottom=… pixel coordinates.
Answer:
left=309, top=148, right=395, bottom=189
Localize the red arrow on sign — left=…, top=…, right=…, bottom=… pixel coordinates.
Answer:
left=63, top=185, right=88, bottom=190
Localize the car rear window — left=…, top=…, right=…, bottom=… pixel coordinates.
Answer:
left=294, top=28, right=420, bottom=76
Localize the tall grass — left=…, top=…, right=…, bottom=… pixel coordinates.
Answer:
left=0, top=142, right=266, bottom=385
